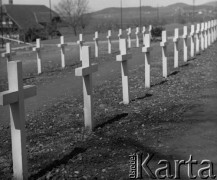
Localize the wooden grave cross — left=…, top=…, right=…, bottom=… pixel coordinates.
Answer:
left=0, top=60, right=37, bottom=179
left=135, top=27, right=140, bottom=47
left=1, top=43, right=16, bottom=62
left=201, top=23, right=205, bottom=51
left=57, top=36, right=68, bottom=68
left=207, top=21, right=211, bottom=47
left=127, top=27, right=132, bottom=48
left=149, top=25, right=152, bottom=40
left=116, top=39, right=132, bottom=104
left=211, top=20, right=214, bottom=44
left=190, top=25, right=195, bottom=58
left=173, top=28, right=180, bottom=68
left=142, top=26, right=146, bottom=46
left=142, top=34, right=152, bottom=88
left=106, top=30, right=112, bottom=54
left=77, top=34, right=85, bottom=61
left=118, top=29, right=123, bottom=51
left=75, top=46, right=98, bottom=130
left=33, top=38, right=42, bottom=74
left=182, top=26, right=188, bottom=62
left=195, top=24, right=200, bottom=54
left=160, top=31, right=168, bottom=78
left=204, top=22, right=208, bottom=49
left=93, top=31, right=99, bottom=58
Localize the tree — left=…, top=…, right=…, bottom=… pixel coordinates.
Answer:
left=55, top=0, right=89, bottom=35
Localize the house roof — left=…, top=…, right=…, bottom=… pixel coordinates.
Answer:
left=4, top=5, right=59, bottom=30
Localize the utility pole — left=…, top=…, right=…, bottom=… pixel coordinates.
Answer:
left=1, top=0, right=3, bottom=48
left=140, top=0, right=142, bottom=30
left=49, top=0, right=52, bottom=23
left=193, top=0, right=195, bottom=22
left=120, top=0, right=123, bottom=29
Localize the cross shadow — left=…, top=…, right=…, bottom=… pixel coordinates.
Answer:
left=151, top=79, right=168, bottom=88
left=28, top=147, right=87, bottom=180
left=94, top=113, right=128, bottom=130
left=180, top=63, right=189, bottom=68
left=131, top=93, right=153, bottom=102
left=187, top=57, right=196, bottom=62
left=168, top=71, right=179, bottom=77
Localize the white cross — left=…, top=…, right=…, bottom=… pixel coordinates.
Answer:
left=127, top=27, right=132, bottom=48
left=116, top=39, right=132, bottom=104
left=0, top=60, right=36, bottom=179
left=57, top=36, right=68, bottom=68
left=142, top=26, right=146, bottom=46
left=207, top=21, right=211, bottom=47
left=106, top=30, right=112, bottom=54
left=182, top=26, right=188, bottom=62
left=149, top=25, right=153, bottom=40
left=201, top=23, right=205, bottom=51
left=1, top=43, right=16, bottom=61
left=77, top=34, right=85, bottom=61
left=118, top=29, right=123, bottom=51
left=190, top=25, right=195, bottom=58
left=33, top=38, right=42, bottom=74
left=75, top=46, right=98, bottom=130
left=204, top=22, right=208, bottom=49
left=142, top=34, right=152, bottom=88
left=160, top=31, right=168, bottom=78
left=173, top=28, right=180, bottom=68
left=195, top=24, right=200, bottom=54
left=93, top=31, right=99, bottom=58
left=135, top=27, right=140, bottom=47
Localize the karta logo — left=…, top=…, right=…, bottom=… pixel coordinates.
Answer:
left=129, top=153, right=216, bottom=179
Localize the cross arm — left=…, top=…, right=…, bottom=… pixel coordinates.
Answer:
left=142, top=46, right=152, bottom=53
left=57, top=43, right=68, bottom=48
left=75, top=64, right=98, bottom=76
left=0, top=85, right=37, bottom=106
left=93, top=37, right=99, bottom=41
left=182, top=34, right=188, bottom=39
left=160, top=42, right=168, bottom=47
left=1, top=51, right=16, bottom=58
left=173, top=37, right=180, bottom=43
left=116, top=54, right=132, bottom=62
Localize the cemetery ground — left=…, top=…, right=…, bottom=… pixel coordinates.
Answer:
left=0, top=38, right=217, bottom=178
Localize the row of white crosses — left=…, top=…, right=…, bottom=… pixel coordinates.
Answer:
left=1, top=19, right=217, bottom=179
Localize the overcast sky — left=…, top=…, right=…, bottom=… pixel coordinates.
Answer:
left=10, top=0, right=214, bottom=11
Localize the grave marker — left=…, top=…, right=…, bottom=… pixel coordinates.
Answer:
left=160, top=31, right=168, bottom=78
left=0, top=60, right=37, bottom=179
left=142, top=26, right=146, bottom=46
left=118, top=29, right=123, bottom=51
left=33, top=38, right=42, bottom=74
left=207, top=21, right=211, bottom=47
left=135, top=27, right=140, bottom=47
left=173, top=28, right=180, bottom=68
left=127, top=27, right=132, bottom=48
left=204, top=22, right=208, bottom=49
left=77, top=34, right=85, bottom=61
left=195, top=24, right=200, bottom=54
left=116, top=39, right=132, bottom=104
left=142, top=34, right=152, bottom=88
left=182, top=26, right=188, bottom=62
left=106, top=30, right=112, bottom=54
left=1, top=43, right=16, bottom=61
left=93, top=31, right=99, bottom=58
left=201, top=23, right=205, bottom=51
left=149, top=25, right=152, bottom=40
left=75, top=46, right=98, bottom=130
left=57, top=36, right=67, bottom=68
left=190, top=25, right=195, bottom=58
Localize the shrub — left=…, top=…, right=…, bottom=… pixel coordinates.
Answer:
left=151, top=26, right=165, bottom=37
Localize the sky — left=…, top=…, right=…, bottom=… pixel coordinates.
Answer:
left=7, top=0, right=215, bottom=12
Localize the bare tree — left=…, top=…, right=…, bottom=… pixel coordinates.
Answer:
left=55, top=0, right=89, bottom=35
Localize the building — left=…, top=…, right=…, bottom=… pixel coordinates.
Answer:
left=0, top=0, right=61, bottom=42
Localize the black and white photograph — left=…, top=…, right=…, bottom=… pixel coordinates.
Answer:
left=0, top=0, right=217, bottom=179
